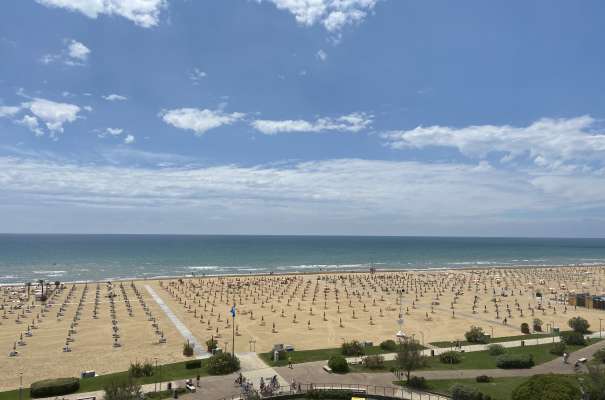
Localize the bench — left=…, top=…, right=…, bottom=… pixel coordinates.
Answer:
left=322, top=365, right=332, bottom=373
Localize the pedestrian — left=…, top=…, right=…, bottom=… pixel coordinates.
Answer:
left=288, top=355, right=293, bottom=369
left=196, top=374, right=200, bottom=387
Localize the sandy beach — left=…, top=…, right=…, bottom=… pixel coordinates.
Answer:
left=2, top=266, right=605, bottom=390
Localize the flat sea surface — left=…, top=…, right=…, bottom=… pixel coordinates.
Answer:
left=1, top=234, right=605, bottom=284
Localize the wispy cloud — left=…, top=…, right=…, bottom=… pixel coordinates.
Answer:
left=35, top=0, right=167, bottom=28
left=103, top=94, right=128, bottom=102
left=40, top=39, right=90, bottom=66
left=2, top=156, right=604, bottom=233
left=160, top=108, right=245, bottom=136
left=189, top=68, right=207, bottom=85
left=255, top=0, right=379, bottom=39
left=251, top=112, right=372, bottom=134
left=383, top=116, right=605, bottom=170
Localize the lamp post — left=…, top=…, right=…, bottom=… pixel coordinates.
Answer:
left=154, top=358, right=158, bottom=393
left=600, top=318, right=603, bottom=339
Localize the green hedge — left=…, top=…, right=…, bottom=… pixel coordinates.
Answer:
left=496, top=354, right=534, bottom=369
left=185, top=360, right=202, bottom=369
left=30, top=377, right=80, bottom=398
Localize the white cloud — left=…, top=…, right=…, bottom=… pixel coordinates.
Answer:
left=103, top=94, right=128, bottom=101
left=316, top=49, right=327, bottom=61
left=160, top=108, right=245, bottom=135
left=252, top=112, right=372, bottom=134
left=22, top=98, right=81, bottom=136
left=67, top=39, right=90, bottom=61
left=256, top=0, right=379, bottom=34
left=189, top=68, right=207, bottom=85
left=123, top=134, right=135, bottom=144
left=17, top=115, right=44, bottom=136
left=383, top=116, right=605, bottom=169
left=98, top=127, right=124, bottom=137
left=35, top=0, right=167, bottom=28
left=3, top=156, right=605, bottom=236
left=0, top=106, right=20, bottom=118
left=40, top=39, right=91, bottom=66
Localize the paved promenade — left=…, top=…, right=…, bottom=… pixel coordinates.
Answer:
left=37, top=331, right=605, bottom=400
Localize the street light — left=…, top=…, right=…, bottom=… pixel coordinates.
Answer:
left=600, top=319, right=603, bottom=339
left=19, top=372, right=23, bottom=400
left=154, top=358, right=158, bottom=393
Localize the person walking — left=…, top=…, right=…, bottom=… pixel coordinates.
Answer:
left=288, top=355, right=293, bottom=369
left=196, top=374, right=200, bottom=387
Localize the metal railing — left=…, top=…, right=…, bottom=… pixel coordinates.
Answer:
left=218, top=382, right=450, bottom=400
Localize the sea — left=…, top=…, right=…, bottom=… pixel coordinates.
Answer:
left=1, top=234, right=605, bottom=284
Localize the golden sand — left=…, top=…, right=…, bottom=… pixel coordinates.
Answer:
left=2, top=266, right=605, bottom=390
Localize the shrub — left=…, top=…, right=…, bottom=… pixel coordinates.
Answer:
left=362, top=354, right=384, bottom=369
left=465, top=326, right=489, bottom=344
left=103, top=379, right=142, bottom=400
left=487, top=344, right=506, bottom=356
left=328, top=355, right=349, bottom=373
left=183, top=340, right=195, bottom=357
left=207, top=352, right=240, bottom=375
left=341, top=340, right=365, bottom=357
left=206, top=337, right=218, bottom=352
left=568, top=316, right=590, bottom=334
left=560, top=331, right=586, bottom=346
left=594, top=348, right=605, bottom=363
left=496, top=354, right=534, bottom=369
left=533, top=318, right=543, bottom=332
left=549, top=342, right=566, bottom=356
left=511, top=374, right=580, bottom=400
left=30, top=378, right=80, bottom=398
left=476, top=375, right=492, bottom=383
left=380, top=339, right=397, bottom=351
left=450, top=384, right=491, bottom=400
left=520, top=322, right=530, bottom=334
left=407, top=376, right=427, bottom=389
left=185, top=360, right=202, bottom=369
left=439, top=351, right=462, bottom=364
left=129, top=361, right=154, bottom=378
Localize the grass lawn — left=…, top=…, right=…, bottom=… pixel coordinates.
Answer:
left=429, top=331, right=572, bottom=348
left=350, top=339, right=599, bottom=373
left=405, top=375, right=580, bottom=400
left=259, top=345, right=401, bottom=367
left=0, top=360, right=208, bottom=400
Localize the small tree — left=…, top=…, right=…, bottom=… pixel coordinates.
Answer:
left=511, top=374, right=580, bottom=400
left=568, top=316, right=590, bottom=334
left=103, top=379, right=142, bottom=400
left=520, top=322, right=530, bottom=334
left=207, top=352, right=240, bottom=375
left=395, top=339, right=426, bottom=383
left=465, top=326, right=488, bottom=344
left=533, top=318, right=543, bottom=332
left=341, top=340, right=365, bottom=356
left=328, top=355, right=349, bottom=373
left=206, top=337, right=218, bottom=352
left=183, top=340, right=195, bottom=357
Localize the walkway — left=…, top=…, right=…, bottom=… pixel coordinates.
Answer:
left=145, top=284, right=210, bottom=358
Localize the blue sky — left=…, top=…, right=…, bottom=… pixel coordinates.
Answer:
left=1, top=0, right=605, bottom=236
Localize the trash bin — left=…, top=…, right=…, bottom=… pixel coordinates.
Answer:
left=521, top=340, right=525, bottom=347
left=431, top=349, right=435, bottom=357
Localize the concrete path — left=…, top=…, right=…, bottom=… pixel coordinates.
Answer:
left=238, top=352, right=290, bottom=390
left=145, top=284, right=210, bottom=358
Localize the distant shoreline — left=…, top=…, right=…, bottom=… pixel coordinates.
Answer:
left=2, top=262, right=603, bottom=287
